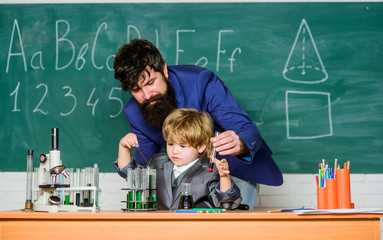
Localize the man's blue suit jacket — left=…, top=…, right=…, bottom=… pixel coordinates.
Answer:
left=122, top=65, right=283, bottom=186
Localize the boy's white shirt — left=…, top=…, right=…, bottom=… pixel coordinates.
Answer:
left=172, top=158, right=199, bottom=178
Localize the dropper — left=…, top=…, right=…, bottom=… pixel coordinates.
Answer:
left=134, top=144, right=150, bottom=165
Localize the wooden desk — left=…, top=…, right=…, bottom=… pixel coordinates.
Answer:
left=0, top=210, right=382, bottom=240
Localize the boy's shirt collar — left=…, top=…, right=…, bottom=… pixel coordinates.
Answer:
left=173, top=158, right=199, bottom=178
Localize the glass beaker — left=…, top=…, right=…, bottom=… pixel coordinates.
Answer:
left=178, top=182, right=194, bottom=209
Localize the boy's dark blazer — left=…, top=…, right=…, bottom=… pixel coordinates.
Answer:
left=148, top=153, right=241, bottom=210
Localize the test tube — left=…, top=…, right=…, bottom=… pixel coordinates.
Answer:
left=93, top=164, right=99, bottom=207
left=126, top=168, right=134, bottom=209
left=209, top=132, right=220, bottom=172
left=84, top=167, right=93, bottom=207
left=25, top=150, right=34, bottom=210
left=75, top=168, right=81, bottom=206
left=57, top=174, right=64, bottom=204
left=33, top=167, right=39, bottom=202
left=68, top=168, right=74, bottom=205
left=142, top=168, right=148, bottom=209
left=149, top=168, right=157, bottom=209
left=80, top=168, right=85, bottom=206
left=134, top=168, right=143, bottom=209
left=64, top=168, right=73, bottom=205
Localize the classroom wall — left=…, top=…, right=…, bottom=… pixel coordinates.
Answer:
left=1, top=1, right=382, bottom=212
left=1, top=172, right=382, bottom=211
left=2, top=2, right=383, bottom=173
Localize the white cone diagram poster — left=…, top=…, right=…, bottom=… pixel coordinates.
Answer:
left=284, top=19, right=333, bottom=139
left=283, top=19, right=328, bottom=84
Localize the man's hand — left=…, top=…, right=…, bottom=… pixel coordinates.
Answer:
left=210, top=130, right=249, bottom=157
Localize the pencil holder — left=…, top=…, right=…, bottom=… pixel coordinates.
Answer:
left=336, top=169, right=351, bottom=208
left=326, top=178, right=338, bottom=209
left=316, top=186, right=328, bottom=209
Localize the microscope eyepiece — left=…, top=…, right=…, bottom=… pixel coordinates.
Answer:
left=51, top=128, right=59, bottom=150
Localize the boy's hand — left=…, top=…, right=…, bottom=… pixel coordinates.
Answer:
left=117, top=133, right=137, bottom=169
left=214, top=158, right=232, bottom=193
left=119, top=133, right=138, bottom=149
left=214, top=158, right=230, bottom=177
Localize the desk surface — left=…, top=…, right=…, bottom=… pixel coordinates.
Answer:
left=1, top=209, right=382, bottom=220
left=1, top=210, right=382, bottom=240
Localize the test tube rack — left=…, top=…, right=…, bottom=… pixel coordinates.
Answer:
left=57, top=186, right=100, bottom=212
left=32, top=186, right=100, bottom=213
left=121, top=168, right=157, bottom=211
left=32, top=165, right=101, bottom=212
left=121, top=187, right=157, bottom=211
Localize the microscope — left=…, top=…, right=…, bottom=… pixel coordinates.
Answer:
left=33, top=128, right=77, bottom=212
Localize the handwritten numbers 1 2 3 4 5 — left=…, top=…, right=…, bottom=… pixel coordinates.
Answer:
left=9, top=82, right=124, bottom=118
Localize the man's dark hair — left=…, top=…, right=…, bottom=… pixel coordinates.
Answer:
left=113, top=39, right=166, bottom=91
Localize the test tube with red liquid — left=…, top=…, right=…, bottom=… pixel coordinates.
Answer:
left=208, top=132, right=220, bottom=172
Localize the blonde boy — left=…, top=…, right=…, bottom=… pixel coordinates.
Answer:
left=115, top=108, right=242, bottom=210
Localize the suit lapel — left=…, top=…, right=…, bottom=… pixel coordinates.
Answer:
left=163, top=161, right=174, bottom=204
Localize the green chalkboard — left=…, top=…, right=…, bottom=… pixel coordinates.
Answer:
left=1, top=3, right=382, bottom=173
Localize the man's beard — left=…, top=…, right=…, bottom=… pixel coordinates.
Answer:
left=139, top=80, right=177, bottom=129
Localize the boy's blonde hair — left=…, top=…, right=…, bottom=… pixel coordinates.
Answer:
left=162, top=108, right=213, bottom=158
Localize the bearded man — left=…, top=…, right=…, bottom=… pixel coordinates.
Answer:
left=112, top=39, right=283, bottom=210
